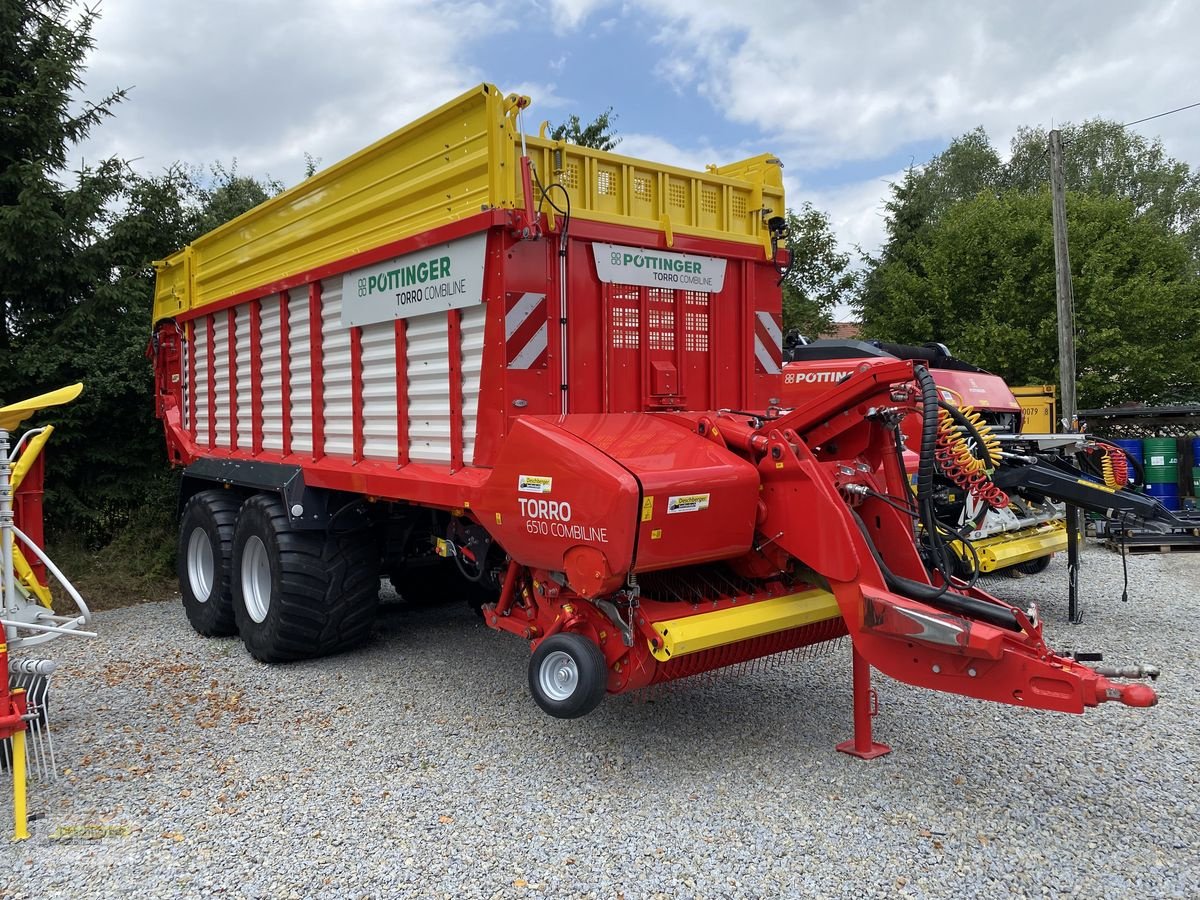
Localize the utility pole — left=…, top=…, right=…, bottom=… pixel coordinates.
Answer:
left=1049, top=129, right=1082, bottom=623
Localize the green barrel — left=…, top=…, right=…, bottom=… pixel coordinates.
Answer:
left=1141, top=437, right=1179, bottom=484
left=1192, top=466, right=1200, bottom=496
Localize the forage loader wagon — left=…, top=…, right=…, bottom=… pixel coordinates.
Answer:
left=149, top=84, right=1156, bottom=753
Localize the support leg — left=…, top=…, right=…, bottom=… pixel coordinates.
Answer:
left=836, top=646, right=891, bottom=759
left=12, top=727, right=29, bottom=841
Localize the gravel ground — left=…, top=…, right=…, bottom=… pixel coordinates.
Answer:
left=2, top=542, right=1198, bottom=899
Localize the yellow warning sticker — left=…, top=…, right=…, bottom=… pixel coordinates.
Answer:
left=651, top=529, right=662, bottom=540
left=641, top=496, right=654, bottom=522
left=495, top=512, right=503, bottom=524
left=1078, top=478, right=1118, bottom=494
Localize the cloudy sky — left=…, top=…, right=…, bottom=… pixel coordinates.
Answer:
left=74, top=0, right=1200, bottom=265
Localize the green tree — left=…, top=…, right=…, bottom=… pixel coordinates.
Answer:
left=0, top=1, right=284, bottom=547
left=548, top=108, right=619, bottom=151
left=781, top=203, right=857, bottom=338
left=192, top=160, right=283, bottom=235
left=0, top=0, right=127, bottom=350
left=860, top=189, right=1200, bottom=406
left=858, top=120, right=1200, bottom=405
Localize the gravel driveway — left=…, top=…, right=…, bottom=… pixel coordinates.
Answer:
left=3, top=544, right=1197, bottom=899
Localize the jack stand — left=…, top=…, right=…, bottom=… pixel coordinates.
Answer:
left=836, top=647, right=891, bottom=759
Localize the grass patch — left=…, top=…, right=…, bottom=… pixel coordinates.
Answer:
left=48, top=511, right=178, bottom=612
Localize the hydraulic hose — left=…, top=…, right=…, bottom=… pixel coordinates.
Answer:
left=936, top=400, right=997, bottom=469
left=914, top=366, right=939, bottom=505
left=914, top=366, right=958, bottom=588
left=848, top=509, right=1021, bottom=632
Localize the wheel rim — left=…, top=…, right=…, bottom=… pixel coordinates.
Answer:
left=241, top=536, right=272, bottom=624
left=186, top=527, right=214, bottom=602
left=538, top=650, right=579, bottom=702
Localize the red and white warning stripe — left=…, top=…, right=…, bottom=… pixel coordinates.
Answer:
left=754, top=310, right=782, bottom=375
left=506, top=291, right=548, bottom=369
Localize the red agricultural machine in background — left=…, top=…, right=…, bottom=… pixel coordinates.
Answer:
left=783, top=338, right=1185, bottom=576
left=148, top=85, right=1159, bottom=756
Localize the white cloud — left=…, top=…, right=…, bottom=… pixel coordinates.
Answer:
left=76, top=0, right=497, bottom=185
left=66, top=0, right=1200, bottom=265
left=630, top=0, right=1200, bottom=170
left=543, top=0, right=609, bottom=33
left=803, top=170, right=906, bottom=262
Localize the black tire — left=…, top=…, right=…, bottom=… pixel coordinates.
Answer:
left=528, top=633, right=608, bottom=719
left=1012, top=554, right=1053, bottom=576
left=231, top=494, right=380, bottom=663
left=177, top=489, right=241, bottom=636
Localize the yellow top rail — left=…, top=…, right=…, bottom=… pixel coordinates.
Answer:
left=152, top=83, right=784, bottom=324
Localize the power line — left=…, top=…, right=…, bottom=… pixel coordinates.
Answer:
left=1121, top=100, right=1200, bottom=129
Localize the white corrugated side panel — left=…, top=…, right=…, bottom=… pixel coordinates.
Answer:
left=191, top=320, right=208, bottom=440
left=235, top=305, right=252, bottom=450
left=460, top=305, right=486, bottom=466
left=321, top=280, right=354, bottom=458
left=212, top=314, right=231, bottom=448
left=361, top=321, right=398, bottom=460
left=260, top=299, right=283, bottom=452
left=407, top=312, right=451, bottom=463
left=288, top=289, right=313, bottom=455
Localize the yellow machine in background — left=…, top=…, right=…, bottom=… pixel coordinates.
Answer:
left=1013, top=385, right=1057, bottom=433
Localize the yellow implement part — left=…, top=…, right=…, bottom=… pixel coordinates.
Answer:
left=10, top=689, right=29, bottom=842
left=152, top=84, right=784, bottom=324
left=649, top=588, right=841, bottom=662
left=12, top=544, right=52, bottom=609
left=952, top=521, right=1068, bottom=573
left=0, top=384, right=81, bottom=432
left=11, top=424, right=52, bottom=491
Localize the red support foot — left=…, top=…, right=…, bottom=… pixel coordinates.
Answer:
left=836, top=646, right=891, bottom=759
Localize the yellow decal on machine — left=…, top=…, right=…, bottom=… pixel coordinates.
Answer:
left=641, top=497, right=654, bottom=521
left=1078, top=478, right=1118, bottom=494
left=667, top=493, right=710, bottom=514
left=518, top=475, right=553, bottom=494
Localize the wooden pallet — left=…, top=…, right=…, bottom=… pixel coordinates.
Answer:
left=1105, top=535, right=1200, bottom=554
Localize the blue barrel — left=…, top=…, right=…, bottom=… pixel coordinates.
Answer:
left=1113, top=438, right=1143, bottom=466
left=1192, top=435, right=1200, bottom=462
left=1145, top=481, right=1181, bottom=510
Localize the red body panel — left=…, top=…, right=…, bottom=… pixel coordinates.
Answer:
left=150, top=202, right=1156, bottom=724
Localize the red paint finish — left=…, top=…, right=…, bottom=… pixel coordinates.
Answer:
left=205, top=315, right=216, bottom=449
left=308, top=282, right=325, bottom=460
left=227, top=308, right=239, bottom=450
left=186, top=320, right=198, bottom=442
left=350, top=324, right=364, bottom=463
left=249, top=298, right=263, bottom=455
left=279, top=292, right=292, bottom=456
left=477, top=416, right=642, bottom=596
left=394, top=318, right=409, bottom=465
left=836, top=648, right=892, bottom=759
left=12, top=450, right=46, bottom=587
left=448, top=308, right=463, bottom=471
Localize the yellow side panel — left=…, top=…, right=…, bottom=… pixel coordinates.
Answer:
left=649, top=588, right=840, bottom=662
left=151, top=83, right=785, bottom=325
left=526, top=142, right=785, bottom=249
left=154, top=84, right=507, bottom=321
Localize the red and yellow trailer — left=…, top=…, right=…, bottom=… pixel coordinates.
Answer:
left=149, top=85, right=1155, bottom=752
